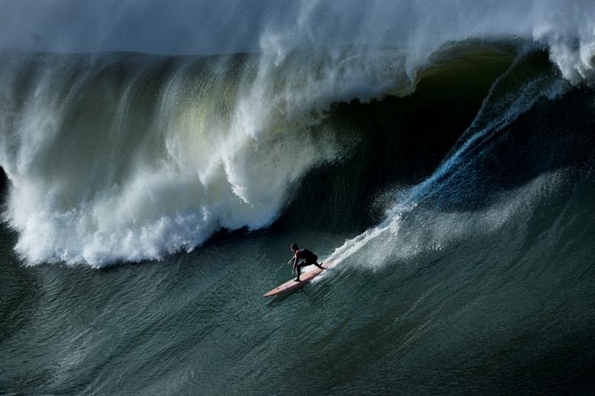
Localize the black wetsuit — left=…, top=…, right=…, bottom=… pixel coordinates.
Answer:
left=294, top=248, right=323, bottom=280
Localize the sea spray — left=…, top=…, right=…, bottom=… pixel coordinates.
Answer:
left=0, top=53, right=358, bottom=266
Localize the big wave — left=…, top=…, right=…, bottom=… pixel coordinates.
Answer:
left=0, top=0, right=593, bottom=267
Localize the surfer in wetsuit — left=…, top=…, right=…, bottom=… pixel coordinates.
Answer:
left=290, top=243, right=324, bottom=281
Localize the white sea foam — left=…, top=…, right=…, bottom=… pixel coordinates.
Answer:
left=0, top=0, right=592, bottom=266
left=1, top=54, right=351, bottom=266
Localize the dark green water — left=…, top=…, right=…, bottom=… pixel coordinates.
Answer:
left=1, top=45, right=595, bottom=395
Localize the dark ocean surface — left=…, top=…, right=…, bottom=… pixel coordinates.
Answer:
left=1, top=36, right=594, bottom=395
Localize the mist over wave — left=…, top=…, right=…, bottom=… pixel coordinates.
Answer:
left=1, top=0, right=593, bottom=81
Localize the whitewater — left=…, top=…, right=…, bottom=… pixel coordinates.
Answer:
left=1, top=1, right=595, bottom=395
left=1, top=0, right=593, bottom=266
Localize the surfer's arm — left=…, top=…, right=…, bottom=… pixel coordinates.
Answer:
left=290, top=254, right=298, bottom=270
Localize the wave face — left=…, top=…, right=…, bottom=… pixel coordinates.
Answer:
left=0, top=47, right=412, bottom=265
left=1, top=0, right=593, bottom=266
left=0, top=37, right=593, bottom=266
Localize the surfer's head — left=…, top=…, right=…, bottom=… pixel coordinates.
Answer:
left=290, top=243, right=298, bottom=252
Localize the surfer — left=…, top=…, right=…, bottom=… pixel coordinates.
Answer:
left=289, top=243, right=324, bottom=281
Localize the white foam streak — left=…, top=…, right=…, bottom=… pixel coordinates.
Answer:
left=328, top=168, right=566, bottom=273
left=326, top=54, right=574, bottom=269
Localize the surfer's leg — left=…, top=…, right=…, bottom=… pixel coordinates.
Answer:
left=294, top=263, right=302, bottom=281
left=312, top=255, right=324, bottom=269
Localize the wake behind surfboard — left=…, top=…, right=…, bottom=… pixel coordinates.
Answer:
left=263, top=259, right=336, bottom=297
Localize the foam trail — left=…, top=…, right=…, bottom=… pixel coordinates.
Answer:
left=327, top=52, right=573, bottom=267
left=400, top=63, right=570, bottom=210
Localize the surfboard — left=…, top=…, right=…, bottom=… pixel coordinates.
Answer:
left=263, top=260, right=336, bottom=297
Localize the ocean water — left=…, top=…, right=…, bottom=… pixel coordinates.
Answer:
left=1, top=1, right=595, bottom=395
